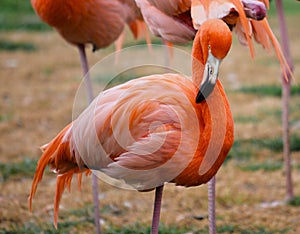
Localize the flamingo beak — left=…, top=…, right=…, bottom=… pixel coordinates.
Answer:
left=196, top=51, right=221, bottom=103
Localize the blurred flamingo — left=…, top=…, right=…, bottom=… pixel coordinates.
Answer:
left=136, top=0, right=288, bottom=66
left=135, top=0, right=267, bottom=45
left=30, top=0, right=148, bottom=233
left=29, top=19, right=235, bottom=234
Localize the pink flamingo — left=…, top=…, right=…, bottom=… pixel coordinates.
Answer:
left=136, top=0, right=289, bottom=233
left=29, top=18, right=234, bottom=234
left=30, top=0, right=147, bottom=233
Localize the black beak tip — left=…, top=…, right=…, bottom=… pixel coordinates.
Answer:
left=195, top=91, right=206, bottom=103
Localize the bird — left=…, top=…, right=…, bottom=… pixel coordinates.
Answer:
left=29, top=18, right=234, bottom=234
left=30, top=0, right=147, bottom=101
left=136, top=0, right=288, bottom=71
left=30, top=0, right=148, bottom=232
left=135, top=0, right=267, bottom=45
left=136, top=1, right=292, bottom=233
left=135, top=1, right=290, bottom=233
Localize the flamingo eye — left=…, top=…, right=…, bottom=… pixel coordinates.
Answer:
left=210, top=66, right=214, bottom=75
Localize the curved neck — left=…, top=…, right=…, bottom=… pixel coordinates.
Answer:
left=191, top=31, right=207, bottom=88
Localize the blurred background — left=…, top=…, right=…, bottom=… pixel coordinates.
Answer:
left=0, top=0, right=300, bottom=233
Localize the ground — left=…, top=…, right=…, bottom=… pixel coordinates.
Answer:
left=0, top=2, right=300, bottom=234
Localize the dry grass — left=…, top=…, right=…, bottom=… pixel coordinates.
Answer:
left=0, top=14, right=300, bottom=233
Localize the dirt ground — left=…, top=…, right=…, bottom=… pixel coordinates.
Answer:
left=0, top=15, right=300, bottom=233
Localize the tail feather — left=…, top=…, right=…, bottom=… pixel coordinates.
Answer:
left=252, top=19, right=294, bottom=81
left=231, top=0, right=255, bottom=57
left=115, top=20, right=152, bottom=64
left=28, top=123, right=90, bottom=227
left=54, top=171, right=75, bottom=229
left=130, top=20, right=152, bottom=51
left=54, top=169, right=92, bottom=228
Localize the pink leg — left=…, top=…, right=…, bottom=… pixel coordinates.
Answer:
left=151, top=185, right=164, bottom=234
left=208, top=176, right=216, bottom=234
left=78, top=44, right=94, bottom=103
left=275, top=0, right=294, bottom=201
left=77, top=44, right=101, bottom=234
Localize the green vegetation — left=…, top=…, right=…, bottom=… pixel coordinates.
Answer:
left=268, top=0, right=300, bottom=16
left=226, top=141, right=253, bottom=162
left=217, top=225, right=289, bottom=234
left=0, top=158, right=37, bottom=181
left=237, top=85, right=300, bottom=97
left=288, top=196, right=300, bottom=207
left=0, top=0, right=50, bottom=31
left=104, top=223, right=193, bottom=234
left=0, top=221, right=93, bottom=234
left=234, top=116, right=259, bottom=123
left=0, top=39, right=36, bottom=52
left=227, top=134, right=300, bottom=163
left=1, top=222, right=290, bottom=234
left=239, top=160, right=283, bottom=172
left=0, top=203, right=293, bottom=233
left=240, top=134, right=299, bottom=153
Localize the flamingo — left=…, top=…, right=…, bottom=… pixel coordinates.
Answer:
left=30, top=0, right=147, bottom=232
left=136, top=0, right=288, bottom=68
left=135, top=0, right=267, bottom=46
left=136, top=0, right=290, bottom=233
left=29, top=18, right=234, bottom=233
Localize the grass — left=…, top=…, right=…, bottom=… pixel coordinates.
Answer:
left=288, top=196, right=300, bottom=207
left=239, top=160, right=283, bottom=172
left=0, top=0, right=50, bottom=31
left=267, top=0, right=300, bottom=16
left=237, top=85, right=300, bottom=97
left=217, top=225, right=290, bottom=234
left=227, top=134, right=300, bottom=163
left=104, top=223, right=193, bottom=234
left=234, top=115, right=259, bottom=123
left=226, top=142, right=253, bottom=162
left=1, top=222, right=291, bottom=234
left=0, top=221, right=92, bottom=234
left=0, top=39, right=36, bottom=52
left=0, top=158, right=38, bottom=181
left=230, top=134, right=300, bottom=156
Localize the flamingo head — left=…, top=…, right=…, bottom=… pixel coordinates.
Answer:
left=195, top=19, right=232, bottom=103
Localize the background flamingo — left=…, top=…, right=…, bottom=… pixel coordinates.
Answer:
left=29, top=18, right=234, bottom=234
left=30, top=0, right=147, bottom=233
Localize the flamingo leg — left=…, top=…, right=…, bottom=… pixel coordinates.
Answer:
left=151, top=185, right=164, bottom=234
left=78, top=44, right=94, bottom=103
left=77, top=44, right=101, bottom=234
left=275, top=0, right=294, bottom=201
left=208, top=176, right=216, bottom=234
left=161, top=39, right=173, bottom=68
